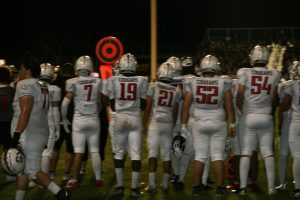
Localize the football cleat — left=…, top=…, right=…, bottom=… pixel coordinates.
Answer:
left=275, top=183, right=287, bottom=191
left=95, top=179, right=104, bottom=186
left=65, top=179, right=78, bottom=189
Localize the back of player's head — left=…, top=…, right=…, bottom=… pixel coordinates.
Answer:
left=289, top=60, right=300, bottom=80
left=20, top=58, right=41, bottom=78
left=119, top=53, right=137, bottom=76
left=0, top=66, right=12, bottom=84
left=167, top=56, right=182, bottom=76
left=157, top=62, right=175, bottom=83
left=40, top=63, right=54, bottom=81
left=249, top=45, right=270, bottom=66
left=75, top=55, right=94, bottom=75
left=200, top=55, right=220, bottom=75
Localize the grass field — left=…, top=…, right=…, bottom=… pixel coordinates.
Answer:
left=0, top=130, right=296, bottom=200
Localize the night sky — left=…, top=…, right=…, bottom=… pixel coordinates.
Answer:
left=0, top=0, right=299, bottom=64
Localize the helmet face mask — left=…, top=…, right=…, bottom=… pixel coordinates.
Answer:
left=167, top=56, right=182, bottom=76
left=112, top=60, right=120, bottom=76
left=40, top=63, right=54, bottom=80
left=200, top=55, right=220, bottom=74
left=157, top=62, right=175, bottom=82
left=119, top=53, right=137, bottom=74
left=1, top=148, right=26, bottom=176
left=249, top=45, right=270, bottom=66
left=75, top=55, right=94, bottom=74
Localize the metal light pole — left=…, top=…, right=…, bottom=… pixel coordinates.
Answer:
left=150, top=0, right=157, bottom=81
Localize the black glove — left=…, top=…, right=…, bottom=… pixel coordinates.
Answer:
left=11, top=131, right=21, bottom=148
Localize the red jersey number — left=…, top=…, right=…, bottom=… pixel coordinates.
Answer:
left=120, top=83, right=137, bottom=101
left=157, top=90, right=174, bottom=107
left=195, top=85, right=218, bottom=104
left=251, top=76, right=271, bottom=95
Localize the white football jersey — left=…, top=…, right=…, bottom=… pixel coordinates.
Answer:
left=147, top=81, right=182, bottom=121
left=65, top=76, right=102, bottom=117
left=11, top=78, right=50, bottom=139
left=48, top=84, right=61, bottom=138
left=104, top=74, right=148, bottom=111
left=185, top=75, right=232, bottom=121
left=237, top=67, right=281, bottom=114
left=283, top=79, right=300, bottom=119
left=12, top=78, right=50, bottom=118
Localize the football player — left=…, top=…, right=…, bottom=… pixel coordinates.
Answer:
left=181, top=55, right=236, bottom=197
left=28, top=63, right=62, bottom=188
left=279, top=61, right=300, bottom=197
left=102, top=53, right=148, bottom=198
left=142, top=62, right=182, bottom=192
left=237, top=45, right=281, bottom=195
left=49, top=63, right=75, bottom=181
left=10, top=58, right=70, bottom=200
left=61, top=56, right=103, bottom=188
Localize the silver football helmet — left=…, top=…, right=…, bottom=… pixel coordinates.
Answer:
left=40, top=63, right=54, bottom=79
left=249, top=45, right=270, bottom=66
left=1, top=147, right=26, bottom=176
left=75, top=55, right=94, bottom=73
left=200, top=55, right=220, bottom=73
left=289, top=60, right=300, bottom=80
left=167, top=56, right=182, bottom=76
left=119, top=53, right=137, bottom=74
left=157, top=62, right=175, bottom=82
left=171, top=134, right=186, bottom=158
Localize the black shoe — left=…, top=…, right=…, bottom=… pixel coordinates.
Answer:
left=175, top=181, right=184, bottom=190
left=55, top=188, right=71, bottom=200
left=236, top=187, right=247, bottom=196
left=216, top=186, right=228, bottom=197
left=192, top=185, right=204, bottom=196
left=169, top=175, right=179, bottom=184
left=207, top=177, right=215, bottom=186
left=112, top=186, right=124, bottom=196
left=130, top=188, right=142, bottom=198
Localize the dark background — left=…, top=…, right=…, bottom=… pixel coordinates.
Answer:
left=0, top=0, right=299, bottom=65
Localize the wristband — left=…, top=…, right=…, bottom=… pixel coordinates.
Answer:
left=229, top=123, right=236, bottom=128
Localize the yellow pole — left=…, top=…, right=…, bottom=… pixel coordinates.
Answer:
left=150, top=0, right=157, bottom=81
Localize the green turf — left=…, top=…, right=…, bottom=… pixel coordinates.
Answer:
left=0, top=127, right=296, bottom=200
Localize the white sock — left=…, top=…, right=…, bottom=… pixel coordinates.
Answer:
left=202, top=159, right=211, bottom=185
left=47, top=181, right=61, bottom=195
left=293, top=158, right=300, bottom=189
left=149, top=172, right=156, bottom=187
left=132, top=171, right=140, bottom=189
left=279, top=154, right=288, bottom=184
left=179, top=154, right=191, bottom=183
left=239, top=157, right=250, bottom=188
left=162, top=173, right=170, bottom=189
left=264, top=156, right=275, bottom=188
left=91, top=152, right=102, bottom=180
left=115, top=168, right=123, bottom=187
left=15, top=190, right=26, bottom=200
left=41, top=156, right=51, bottom=173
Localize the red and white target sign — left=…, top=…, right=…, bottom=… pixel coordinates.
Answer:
left=95, top=36, right=123, bottom=65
